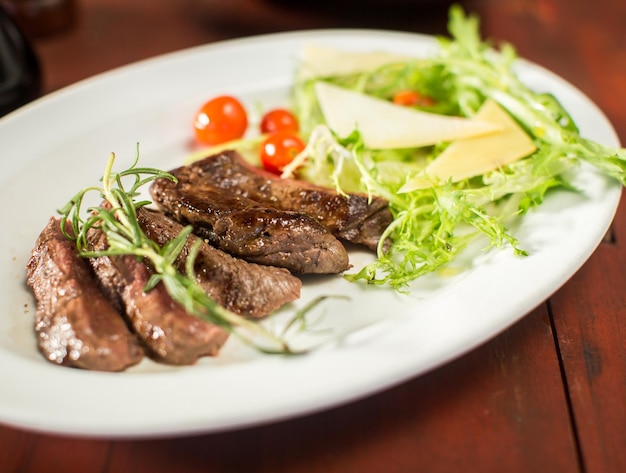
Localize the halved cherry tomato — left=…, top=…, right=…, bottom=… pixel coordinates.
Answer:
left=392, top=90, right=436, bottom=107
left=259, top=131, right=305, bottom=174
left=259, top=108, right=299, bottom=134
left=193, top=95, right=248, bottom=146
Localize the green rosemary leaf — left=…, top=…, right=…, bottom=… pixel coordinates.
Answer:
left=58, top=149, right=309, bottom=355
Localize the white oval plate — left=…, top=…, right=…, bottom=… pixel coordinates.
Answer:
left=0, top=29, right=621, bottom=438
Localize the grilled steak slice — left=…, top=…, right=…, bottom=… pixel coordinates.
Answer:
left=87, top=228, right=229, bottom=365
left=136, top=207, right=301, bottom=318
left=169, top=151, right=393, bottom=250
left=26, top=218, right=144, bottom=371
left=150, top=177, right=350, bottom=274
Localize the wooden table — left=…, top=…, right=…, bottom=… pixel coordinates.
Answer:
left=2, top=0, right=625, bottom=471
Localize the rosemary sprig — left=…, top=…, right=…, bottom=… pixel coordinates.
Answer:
left=57, top=148, right=299, bottom=354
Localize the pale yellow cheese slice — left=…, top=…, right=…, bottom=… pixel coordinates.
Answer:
left=314, top=82, right=501, bottom=150
left=298, top=45, right=410, bottom=80
left=399, top=99, right=537, bottom=192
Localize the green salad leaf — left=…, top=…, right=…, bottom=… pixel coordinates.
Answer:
left=289, top=5, right=625, bottom=289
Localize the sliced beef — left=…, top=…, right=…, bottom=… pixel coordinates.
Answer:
left=150, top=177, right=350, bottom=274
left=26, top=217, right=144, bottom=371
left=170, top=150, right=393, bottom=250
left=87, top=227, right=229, bottom=365
left=136, top=207, right=301, bottom=318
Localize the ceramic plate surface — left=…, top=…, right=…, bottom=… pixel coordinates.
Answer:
left=0, top=29, right=621, bottom=438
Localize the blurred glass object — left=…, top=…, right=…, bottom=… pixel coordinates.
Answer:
left=0, top=4, right=41, bottom=116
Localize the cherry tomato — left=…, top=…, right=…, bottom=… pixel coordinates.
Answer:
left=392, top=90, right=435, bottom=107
left=259, top=131, right=305, bottom=174
left=259, top=108, right=299, bottom=134
left=193, top=95, right=248, bottom=146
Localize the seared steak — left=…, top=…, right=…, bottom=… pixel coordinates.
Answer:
left=136, top=207, right=301, bottom=318
left=150, top=178, right=350, bottom=274
left=169, top=151, right=392, bottom=250
left=87, top=228, right=229, bottom=365
left=26, top=218, right=144, bottom=371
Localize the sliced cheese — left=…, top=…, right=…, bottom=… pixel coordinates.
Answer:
left=298, top=45, right=410, bottom=80
left=399, top=99, right=537, bottom=192
left=314, top=81, right=501, bottom=150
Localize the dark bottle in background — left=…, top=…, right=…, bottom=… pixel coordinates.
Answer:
left=0, top=5, right=41, bottom=117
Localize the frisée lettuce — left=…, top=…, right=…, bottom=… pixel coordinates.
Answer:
left=285, top=5, right=626, bottom=289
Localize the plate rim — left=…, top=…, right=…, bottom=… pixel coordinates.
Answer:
left=0, top=27, right=621, bottom=438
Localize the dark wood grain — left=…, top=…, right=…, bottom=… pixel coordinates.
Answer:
left=549, top=193, right=626, bottom=473
left=14, top=436, right=111, bottom=473
left=1, top=0, right=624, bottom=471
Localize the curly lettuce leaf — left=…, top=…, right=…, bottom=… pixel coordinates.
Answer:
left=289, top=5, right=624, bottom=288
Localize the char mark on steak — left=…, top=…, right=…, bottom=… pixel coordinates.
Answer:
left=87, top=227, right=229, bottom=365
left=150, top=177, right=350, bottom=274
left=136, top=207, right=301, bottom=318
left=169, top=150, right=393, bottom=251
left=26, top=218, right=144, bottom=372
